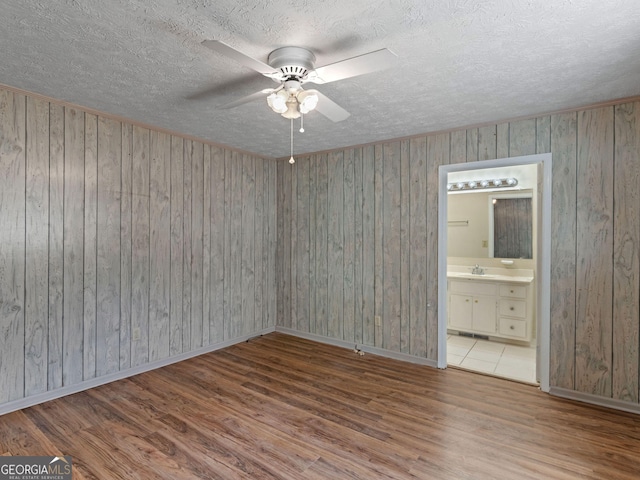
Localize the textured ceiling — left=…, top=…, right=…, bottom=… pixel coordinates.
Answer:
left=2, top=0, right=640, bottom=158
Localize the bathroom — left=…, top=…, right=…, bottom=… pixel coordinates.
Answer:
left=445, top=163, right=539, bottom=384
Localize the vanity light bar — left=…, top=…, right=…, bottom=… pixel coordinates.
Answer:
left=447, top=177, right=518, bottom=191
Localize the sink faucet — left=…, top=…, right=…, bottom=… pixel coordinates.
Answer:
left=472, top=264, right=485, bottom=275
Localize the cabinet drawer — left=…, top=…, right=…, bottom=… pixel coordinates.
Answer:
left=499, top=318, right=527, bottom=338
left=449, top=280, right=496, bottom=296
left=499, top=299, right=526, bottom=318
left=499, top=284, right=527, bottom=299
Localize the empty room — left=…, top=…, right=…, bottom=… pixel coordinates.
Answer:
left=1, top=1, right=640, bottom=479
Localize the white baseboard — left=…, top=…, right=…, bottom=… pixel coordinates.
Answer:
left=275, top=327, right=438, bottom=368
left=0, top=326, right=276, bottom=417
left=277, top=328, right=640, bottom=416
left=549, top=386, right=640, bottom=415
left=6, top=325, right=638, bottom=418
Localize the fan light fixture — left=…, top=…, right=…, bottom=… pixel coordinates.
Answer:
left=266, top=90, right=288, bottom=113
left=267, top=85, right=319, bottom=119
left=270, top=85, right=319, bottom=165
left=298, top=89, right=319, bottom=114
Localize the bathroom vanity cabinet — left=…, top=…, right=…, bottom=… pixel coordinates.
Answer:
left=447, top=274, right=534, bottom=341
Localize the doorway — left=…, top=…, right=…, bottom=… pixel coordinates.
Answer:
left=437, top=154, right=551, bottom=392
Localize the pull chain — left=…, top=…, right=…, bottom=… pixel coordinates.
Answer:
left=289, top=117, right=295, bottom=164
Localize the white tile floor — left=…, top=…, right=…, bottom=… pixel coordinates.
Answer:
left=447, top=334, right=538, bottom=384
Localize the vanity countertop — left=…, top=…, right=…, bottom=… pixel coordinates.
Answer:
left=447, top=266, right=534, bottom=284
left=447, top=272, right=534, bottom=284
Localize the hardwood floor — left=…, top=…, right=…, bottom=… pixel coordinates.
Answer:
left=2, top=332, right=639, bottom=479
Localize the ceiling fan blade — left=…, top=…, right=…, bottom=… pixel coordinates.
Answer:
left=202, top=40, right=280, bottom=78
left=187, top=75, right=269, bottom=101
left=219, top=89, right=275, bottom=109
left=308, top=48, right=397, bottom=84
left=314, top=90, right=350, bottom=122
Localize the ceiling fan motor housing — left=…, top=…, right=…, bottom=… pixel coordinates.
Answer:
left=268, top=46, right=316, bottom=81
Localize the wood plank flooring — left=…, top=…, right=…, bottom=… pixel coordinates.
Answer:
left=2, top=332, right=640, bottom=479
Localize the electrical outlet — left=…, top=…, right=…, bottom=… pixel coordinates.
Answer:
left=374, top=315, right=382, bottom=327
left=482, top=240, right=488, bottom=248
left=133, top=327, right=141, bottom=341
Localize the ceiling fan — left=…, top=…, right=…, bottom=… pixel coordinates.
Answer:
left=201, top=40, right=398, bottom=122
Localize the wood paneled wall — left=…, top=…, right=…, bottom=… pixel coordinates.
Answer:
left=2, top=83, right=638, bottom=410
left=277, top=101, right=640, bottom=405
left=0, top=88, right=277, bottom=407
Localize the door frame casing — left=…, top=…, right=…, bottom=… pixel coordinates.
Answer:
left=437, top=153, right=552, bottom=393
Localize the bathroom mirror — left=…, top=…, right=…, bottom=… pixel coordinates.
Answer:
left=447, top=190, right=534, bottom=259
left=489, top=194, right=533, bottom=259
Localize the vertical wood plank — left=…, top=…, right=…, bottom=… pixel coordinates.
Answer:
left=399, top=140, right=411, bottom=353
left=96, top=116, right=121, bottom=376
left=373, top=144, right=384, bottom=348
left=131, top=126, right=150, bottom=367
left=191, top=142, right=204, bottom=348
left=120, top=123, right=133, bottom=370
left=308, top=155, right=317, bottom=334
left=290, top=159, right=298, bottom=331
left=241, top=154, right=255, bottom=336
left=83, top=113, right=98, bottom=380
left=353, top=148, right=364, bottom=345
left=343, top=149, right=356, bottom=343
left=48, top=103, right=65, bottom=389
left=25, top=96, right=49, bottom=396
left=254, top=157, right=264, bottom=334
left=261, top=157, right=272, bottom=332
left=478, top=125, right=497, bottom=161
left=466, top=128, right=478, bottom=162
left=169, top=136, right=183, bottom=356
left=276, top=159, right=285, bottom=330
left=575, top=107, right=614, bottom=396
left=361, top=145, right=376, bottom=346
left=223, top=150, right=232, bottom=339
left=210, top=146, right=225, bottom=342
left=267, top=158, right=278, bottom=330
left=549, top=112, right=578, bottom=390
left=62, top=107, right=85, bottom=386
left=382, top=142, right=401, bottom=351
left=0, top=90, right=26, bottom=403
left=496, top=122, right=510, bottom=158
left=202, top=145, right=212, bottom=344
left=230, top=152, right=243, bottom=338
left=409, top=136, right=428, bottom=357
left=509, top=118, right=537, bottom=157
left=427, top=133, right=449, bottom=360
left=314, top=155, right=328, bottom=337
left=327, top=151, right=344, bottom=339
left=449, top=130, right=466, bottom=164
left=266, top=158, right=276, bottom=330
left=612, top=102, right=640, bottom=402
left=182, top=140, right=193, bottom=349
left=536, top=116, right=552, bottom=154
left=296, top=157, right=310, bottom=333
left=149, top=131, right=170, bottom=361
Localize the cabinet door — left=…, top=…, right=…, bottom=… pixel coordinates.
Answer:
left=449, top=294, right=473, bottom=330
left=472, top=296, right=497, bottom=333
